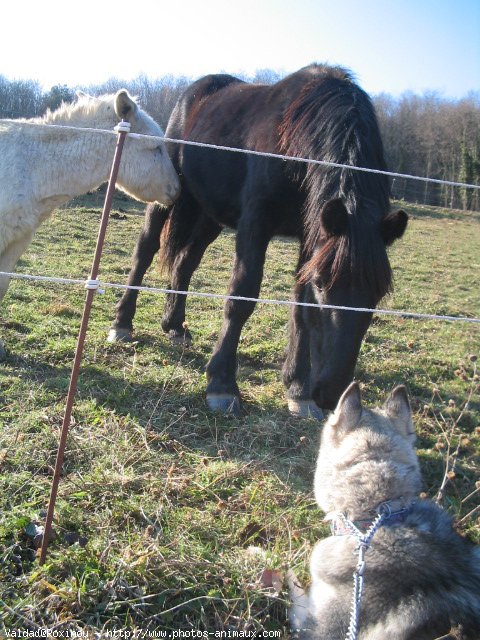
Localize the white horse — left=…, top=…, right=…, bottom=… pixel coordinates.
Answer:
left=0, top=89, right=180, bottom=359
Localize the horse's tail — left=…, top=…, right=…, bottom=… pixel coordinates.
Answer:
left=160, top=72, right=243, bottom=274
left=160, top=188, right=200, bottom=274
left=158, top=84, right=201, bottom=274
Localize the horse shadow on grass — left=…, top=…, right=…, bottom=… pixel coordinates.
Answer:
left=4, top=326, right=474, bottom=492
left=4, top=293, right=476, bottom=478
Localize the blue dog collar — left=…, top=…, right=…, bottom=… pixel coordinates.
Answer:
left=329, top=500, right=413, bottom=536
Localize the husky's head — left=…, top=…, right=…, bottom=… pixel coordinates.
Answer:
left=314, top=382, right=422, bottom=520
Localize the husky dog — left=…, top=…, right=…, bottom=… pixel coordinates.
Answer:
left=290, top=382, right=480, bottom=640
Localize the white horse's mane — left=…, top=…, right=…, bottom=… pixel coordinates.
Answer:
left=32, top=91, right=146, bottom=130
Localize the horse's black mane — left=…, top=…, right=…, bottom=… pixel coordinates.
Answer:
left=280, top=65, right=392, bottom=300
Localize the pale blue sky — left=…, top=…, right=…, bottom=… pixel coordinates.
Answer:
left=1, top=0, right=479, bottom=97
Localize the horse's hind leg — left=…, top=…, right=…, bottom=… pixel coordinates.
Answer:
left=108, top=203, right=169, bottom=342
left=161, top=214, right=222, bottom=344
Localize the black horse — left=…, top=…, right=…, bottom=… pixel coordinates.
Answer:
left=108, top=64, right=408, bottom=417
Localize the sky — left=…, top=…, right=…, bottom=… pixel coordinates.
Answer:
left=1, top=0, right=479, bottom=98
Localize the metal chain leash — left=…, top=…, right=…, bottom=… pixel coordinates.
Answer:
left=335, top=510, right=388, bottom=640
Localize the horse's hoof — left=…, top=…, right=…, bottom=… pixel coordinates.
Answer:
left=107, top=327, right=134, bottom=343
left=168, top=329, right=192, bottom=346
left=0, top=341, right=6, bottom=362
left=206, top=393, right=242, bottom=416
left=287, top=399, right=324, bottom=421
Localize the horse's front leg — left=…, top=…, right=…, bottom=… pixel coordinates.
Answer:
left=161, top=214, right=222, bottom=344
left=282, top=281, right=324, bottom=420
left=205, top=217, right=271, bottom=415
left=0, top=231, right=35, bottom=361
left=108, top=203, right=169, bottom=342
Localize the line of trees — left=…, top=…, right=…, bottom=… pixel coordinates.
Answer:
left=375, top=91, right=480, bottom=211
left=1, top=72, right=479, bottom=211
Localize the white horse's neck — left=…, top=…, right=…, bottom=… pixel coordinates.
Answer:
left=26, top=96, right=120, bottom=208
left=27, top=126, right=117, bottom=217
left=20, top=97, right=119, bottom=211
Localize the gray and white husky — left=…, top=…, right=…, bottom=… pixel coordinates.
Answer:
left=290, top=382, right=480, bottom=640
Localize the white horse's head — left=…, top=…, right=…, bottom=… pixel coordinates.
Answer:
left=69, top=90, right=180, bottom=206
left=111, top=90, right=180, bottom=205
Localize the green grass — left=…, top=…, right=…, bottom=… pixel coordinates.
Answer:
left=0, top=193, right=479, bottom=635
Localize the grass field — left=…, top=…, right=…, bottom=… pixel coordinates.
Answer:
left=0, top=193, right=479, bottom=635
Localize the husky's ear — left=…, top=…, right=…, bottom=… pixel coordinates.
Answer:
left=332, top=382, right=362, bottom=433
left=384, top=385, right=415, bottom=440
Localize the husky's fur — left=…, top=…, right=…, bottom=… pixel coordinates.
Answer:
left=290, top=382, right=480, bottom=640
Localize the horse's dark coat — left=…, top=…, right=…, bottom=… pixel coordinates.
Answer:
left=110, top=64, right=407, bottom=413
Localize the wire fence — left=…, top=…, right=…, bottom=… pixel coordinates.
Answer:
left=1, top=271, right=479, bottom=325
left=4, top=119, right=480, bottom=192
left=1, top=119, right=479, bottom=327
